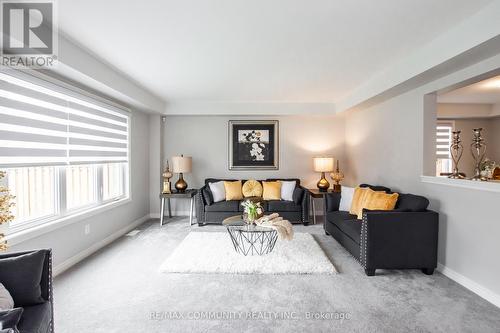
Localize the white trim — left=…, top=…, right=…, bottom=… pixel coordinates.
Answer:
left=437, top=263, right=500, bottom=308
left=421, top=176, right=500, bottom=193
left=5, top=197, right=131, bottom=246
left=53, top=214, right=149, bottom=276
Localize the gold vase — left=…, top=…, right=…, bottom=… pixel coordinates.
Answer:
left=316, top=172, right=330, bottom=192
left=175, top=173, right=188, bottom=192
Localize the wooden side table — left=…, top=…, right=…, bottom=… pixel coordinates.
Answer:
left=308, top=189, right=337, bottom=224
left=159, top=189, right=198, bottom=226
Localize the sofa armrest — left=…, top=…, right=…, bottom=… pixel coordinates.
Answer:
left=197, top=188, right=207, bottom=223
left=0, top=249, right=54, bottom=332
left=299, top=186, right=310, bottom=223
left=360, top=210, right=439, bottom=270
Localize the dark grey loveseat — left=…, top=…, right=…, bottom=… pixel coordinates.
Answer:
left=0, top=249, right=54, bottom=333
left=197, top=178, right=310, bottom=225
left=323, top=184, right=439, bottom=276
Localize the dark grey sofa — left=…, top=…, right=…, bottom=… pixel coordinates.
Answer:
left=197, top=178, right=310, bottom=225
left=323, top=184, right=439, bottom=276
left=0, top=249, right=54, bottom=333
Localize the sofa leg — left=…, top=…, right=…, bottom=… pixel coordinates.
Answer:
left=303, top=222, right=309, bottom=226
left=364, top=269, right=376, bottom=276
left=324, top=230, right=330, bottom=235
left=422, top=268, right=434, bottom=275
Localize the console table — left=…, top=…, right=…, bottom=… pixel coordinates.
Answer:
left=159, top=189, right=198, bottom=226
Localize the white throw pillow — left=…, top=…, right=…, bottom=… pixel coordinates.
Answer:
left=0, top=283, right=14, bottom=310
left=280, top=181, right=296, bottom=201
left=339, top=186, right=355, bottom=212
left=209, top=181, right=226, bottom=203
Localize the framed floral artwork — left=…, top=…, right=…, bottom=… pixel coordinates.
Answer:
left=228, top=120, right=279, bottom=170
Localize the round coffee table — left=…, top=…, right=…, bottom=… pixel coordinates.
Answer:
left=223, top=216, right=278, bottom=256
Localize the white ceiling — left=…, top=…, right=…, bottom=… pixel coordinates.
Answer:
left=58, top=0, right=494, bottom=104
left=438, top=75, right=500, bottom=104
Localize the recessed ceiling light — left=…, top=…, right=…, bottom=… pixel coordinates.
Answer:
left=483, top=79, right=500, bottom=89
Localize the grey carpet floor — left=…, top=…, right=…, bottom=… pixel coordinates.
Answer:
left=54, top=218, right=500, bottom=333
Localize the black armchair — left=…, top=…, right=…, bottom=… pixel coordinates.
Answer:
left=0, top=249, right=54, bottom=333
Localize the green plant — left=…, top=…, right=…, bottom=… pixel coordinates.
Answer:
left=0, top=171, right=15, bottom=251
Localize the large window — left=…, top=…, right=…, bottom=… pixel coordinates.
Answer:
left=0, top=71, right=129, bottom=233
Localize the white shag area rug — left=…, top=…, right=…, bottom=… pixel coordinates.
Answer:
left=159, top=232, right=336, bottom=275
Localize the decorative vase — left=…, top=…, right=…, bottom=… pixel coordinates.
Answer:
left=448, top=131, right=465, bottom=179
left=470, top=128, right=487, bottom=181
left=330, top=160, right=345, bottom=192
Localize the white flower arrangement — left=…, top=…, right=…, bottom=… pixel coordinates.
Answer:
left=241, top=200, right=263, bottom=224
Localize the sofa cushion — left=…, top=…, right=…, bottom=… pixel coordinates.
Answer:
left=205, top=200, right=240, bottom=212
left=17, top=302, right=51, bottom=333
left=280, top=181, right=296, bottom=201
left=208, top=181, right=226, bottom=203
left=0, top=283, right=14, bottom=310
left=201, top=187, right=214, bottom=205
left=358, top=189, right=399, bottom=219
left=224, top=181, right=243, bottom=200
left=326, top=211, right=358, bottom=224
left=266, top=178, right=300, bottom=186
left=267, top=200, right=301, bottom=212
left=359, top=184, right=391, bottom=193
left=292, top=187, right=305, bottom=205
left=326, top=192, right=341, bottom=212
left=335, top=219, right=362, bottom=244
left=242, top=180, right=263, bottom=198
left=262, top=181, right=281, bottom=200
left=349, top=187, right=371, bottom=216
left=0, top=251, right=46, bottom=306
left=339, top=187, right=355, bottom=211
left=396, top=193, right=429, bottom=212
left=326, top=211, right=361, bottom=244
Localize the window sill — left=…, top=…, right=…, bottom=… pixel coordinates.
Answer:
left=5, top=197, right=131, bottom=247
left=421, top=176, right=500, bottom=193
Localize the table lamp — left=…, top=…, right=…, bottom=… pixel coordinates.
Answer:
left=313, top=157, right=334, bottom=192
left=172, top=155, right=192, bottom=192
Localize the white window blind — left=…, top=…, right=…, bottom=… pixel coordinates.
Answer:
left=436, top=122, right=453, bottom=158
left=0, top=71, right=129, bottom=167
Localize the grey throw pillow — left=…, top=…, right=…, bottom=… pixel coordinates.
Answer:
left=0, top=284, right=13, bottom=311
left=0, top=251, right=46, bottom=306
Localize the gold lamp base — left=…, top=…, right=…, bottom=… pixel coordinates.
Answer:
left=316, top=172, right=330, bottom=192
left=175, top=173, right=188, bottom=192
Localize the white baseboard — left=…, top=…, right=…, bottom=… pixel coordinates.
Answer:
left=53, top=214, right=150, bottom=277
left=437, top=263, right=500, bottom=308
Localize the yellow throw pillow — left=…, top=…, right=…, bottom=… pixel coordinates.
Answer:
left=242, top=180, right=263, bottom=197
left=224, top=180, right=243, bottom=201
left=349, top=187, right=370, bottom=216
left=262, top=181, right=282, bottom=200
left=357, top=189, right=399, bottom=219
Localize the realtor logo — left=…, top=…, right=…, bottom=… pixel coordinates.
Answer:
left=0, top=0, right=57, bottom=67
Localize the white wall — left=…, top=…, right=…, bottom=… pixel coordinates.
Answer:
left=8, top=110, right=151, bottom=270
left=344, top=53, right=500, bottom=305
left=150, top=113, right=346, bottom=215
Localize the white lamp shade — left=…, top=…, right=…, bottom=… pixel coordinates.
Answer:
left=313, top=157, right=335, bottom=172
left=172, top=156, right=192, bottom=173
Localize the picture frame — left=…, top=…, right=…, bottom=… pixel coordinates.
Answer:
left=228, top=120, right=279, bottom=170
